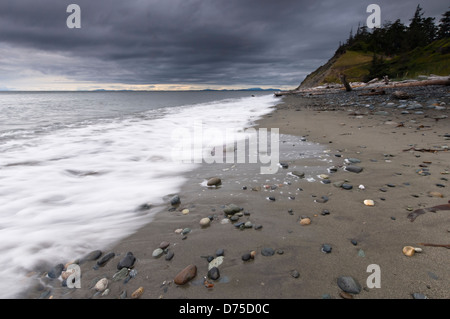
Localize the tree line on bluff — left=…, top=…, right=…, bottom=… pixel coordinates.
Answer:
left=336, top=5, right=450, bottom=81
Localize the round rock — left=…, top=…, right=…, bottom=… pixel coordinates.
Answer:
left=261, top=247, right=275, bottom=256
left=207, top=267, right=220, bottom=280
left=200, top=217, right=211, bottom=227
left=117, top=252, right=136, bottom=270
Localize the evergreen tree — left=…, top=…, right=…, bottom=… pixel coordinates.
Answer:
left=438, top=9, right=450, bottom=39
left=408, top=5, right=437, bottom=49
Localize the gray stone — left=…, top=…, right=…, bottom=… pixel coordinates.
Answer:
left=346, top=158, right=361, bottom=164
left=321, top=244, right=332, bottom=253
left=170, top=195, right=181, bottom=206
left=345, top=165, right=363, bottom=173
left=215, top=248, right=224, bottom=257
left=47, top=264, right=64, bottom=279
left=337, top=276, right=362, bottom=294
left=261, top=247, right=275, bottom=256
left=117, top=252, right=136, bottom=270
left=223, top=204, right=241, bottom=215
left=96, top=252, right=115, bottom=267
left=341, top=183, right=353, bottom=190
left=165, top=251, right=174, bottom=261
left=208, top=267, right=220, bottom=280
left=291, top=171, right=305, bottom=178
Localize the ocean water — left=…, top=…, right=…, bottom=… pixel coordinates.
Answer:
left=0, top=91, right=278, bottom=298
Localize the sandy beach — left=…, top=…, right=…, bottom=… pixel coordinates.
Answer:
left=25, top=85, right=449, bottom=301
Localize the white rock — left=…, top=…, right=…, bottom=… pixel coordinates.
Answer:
left=208, top=256, right=224, bottom=270
left=200, top=217, right=211, bottom=227
left=364, top=199, right=375, bottom=206
left=95, top=278, right=108, bottom=292
left=152, top=248, right=163, bottom=258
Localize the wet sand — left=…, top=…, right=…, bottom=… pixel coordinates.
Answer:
left=26, top=87, right=450, bottom=300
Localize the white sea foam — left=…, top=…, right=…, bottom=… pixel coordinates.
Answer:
left=0, top=93, right=277, bottom=298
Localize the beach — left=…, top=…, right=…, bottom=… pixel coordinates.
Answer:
left=24, top=85, right=449, bottom=300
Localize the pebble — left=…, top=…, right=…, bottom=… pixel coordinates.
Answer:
left=223, top=204, right=241, bottom=215
left=182, top=209, right=190, bottom=215
left=94, top=278, right=108, bottom=292
left=96, top=252, right=115, bottom=267
left=402, top=246, right=415, bottom=257
left=174, top=265, right=197, bottom=285
left=208, top=267, right=220, bottom=280
left=113, top=267, right=129, bottom=281
left=337, top=276, right=362, bottom=294
left=261, top=247, right=275, bottom=256
left=428, top=191, right=443, bottom=198
left=321, top=244, right=332, bottom=253
left=345, top=165, right=363, bottom=173
left=200, top=217, right=211, bottom=227
left=131, top=287, right=144, bottom=299
left=216, top=248, right=225, bottom=257
left=291, top=270, right=300, bottom=278
left=321, top=209, right=330, bottom=216
left=47, top=264, right=64, bottom=279
left=319, top=195, right=329, bottom=203
left=152, top=248, right=164, bottom=258
left=206, top=177, right=222, bottom=187
left=182, top=228, right=191, bottom=235
left=159, top=241, right=170, bottom=249
left=357, top=249, right=365, bottom=257
left=300, top=217, right=311, bottom=225
left=345, top=158, right=361, bottom=164
left=208, top=256, right=224, bottom=270
left=364, top=199, right=375, bottom=206
left=341, top=183, right=353, bottom=190
left=165, top=251, right=174, bottom=261
left=291, top=171, right=305, bottom=178
left=117, top=252, right=136, bottom=270
left=244, top=221, right=253, bottom=228
left=242, top=253, right=252, bottom=261
left=170, top=195, right=181, bottom=206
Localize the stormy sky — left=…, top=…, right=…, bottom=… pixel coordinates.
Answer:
left=0, top=0, right=447, bottom=90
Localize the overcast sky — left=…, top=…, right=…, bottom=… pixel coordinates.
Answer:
left=0, top=0, right=447, bottom=91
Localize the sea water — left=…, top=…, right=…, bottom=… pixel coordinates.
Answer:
left=0, top=91, right=278, bottom=298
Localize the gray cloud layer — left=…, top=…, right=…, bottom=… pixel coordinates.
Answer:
left=0, top=0, right=447, bottom=89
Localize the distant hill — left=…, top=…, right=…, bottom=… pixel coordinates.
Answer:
left=298, top=5, right=450, bottom=89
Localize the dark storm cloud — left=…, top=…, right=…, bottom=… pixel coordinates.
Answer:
left=0, top=0, right=447, bottom=88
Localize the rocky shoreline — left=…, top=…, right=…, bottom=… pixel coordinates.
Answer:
left=22, top=85, right=449, bottom=300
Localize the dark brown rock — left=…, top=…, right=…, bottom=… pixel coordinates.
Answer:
left=174, top=264, right=197, bottom=285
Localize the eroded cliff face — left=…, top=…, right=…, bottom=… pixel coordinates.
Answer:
left=297, top=51, right=342, bottom=89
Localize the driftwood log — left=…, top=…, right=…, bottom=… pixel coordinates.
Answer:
left=339, top=74, right=352, bottom=92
